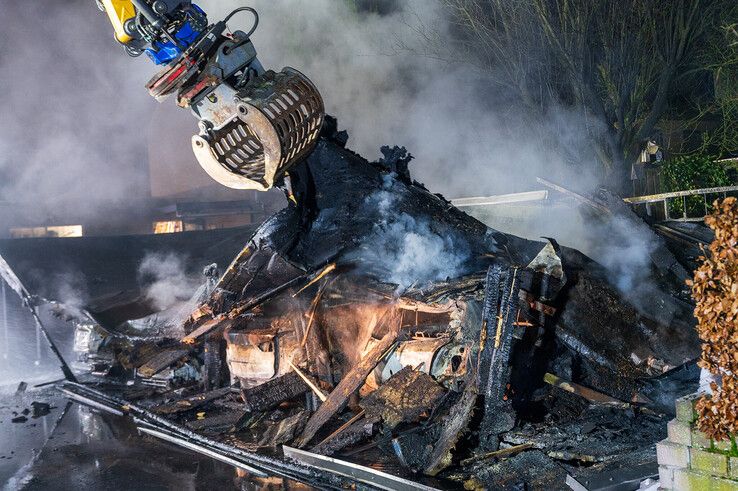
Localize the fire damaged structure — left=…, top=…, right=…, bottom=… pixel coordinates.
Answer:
left=0, top=121, right=704, bottom=489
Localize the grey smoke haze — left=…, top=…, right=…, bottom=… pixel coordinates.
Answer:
left=0, top=0, right=156, bottom=229
left=0, top=1, right=656, bottom=298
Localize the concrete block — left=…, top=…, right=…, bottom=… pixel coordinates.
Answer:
left=690, top=447, right=728, bottom=477
left=710, top=475, right=738, bottom=490
left=667, top=419, right=692, bottom=446
left=659, top=465, right=676, bottom=490
left=657, top=440, right=690, bottom=468
left=675, top=395, right=697, bottom=424
left=691, top=428, right=712, bottom=449
left=673, top=468, right=710, bottom=491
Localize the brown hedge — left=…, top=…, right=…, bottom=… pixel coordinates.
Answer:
left=689, top=197, right=738, bottom=441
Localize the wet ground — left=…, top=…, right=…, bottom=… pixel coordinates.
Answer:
left=1, top=386, right=307, bottom=491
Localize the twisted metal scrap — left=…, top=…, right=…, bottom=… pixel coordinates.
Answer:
left=689, top=197, right=738, bottom=441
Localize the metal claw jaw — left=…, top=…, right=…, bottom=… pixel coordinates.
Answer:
left=192, top=68, right=325, bottom=191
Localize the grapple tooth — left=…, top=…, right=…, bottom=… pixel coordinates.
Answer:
left=192, top=67, right=324, bottom=191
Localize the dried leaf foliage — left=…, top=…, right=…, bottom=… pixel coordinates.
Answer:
left=689, top=197, right=738, bottom=441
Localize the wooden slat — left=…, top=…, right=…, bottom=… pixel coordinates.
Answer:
left=137, top=348, right=191, bottom=378
left=295, top=318, right=401, bottom=448
left=543, top=372, right=629, bottom=408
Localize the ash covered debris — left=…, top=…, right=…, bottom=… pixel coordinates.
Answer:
left=3, top=122, right=703, bottom=489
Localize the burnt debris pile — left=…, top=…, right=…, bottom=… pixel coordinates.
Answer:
left=10, top=121, right=703, bottom=488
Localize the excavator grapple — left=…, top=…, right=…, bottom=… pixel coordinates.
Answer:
left=192, top=68, right=324, bottom=190
left=99, top=1, right=325, bottom=190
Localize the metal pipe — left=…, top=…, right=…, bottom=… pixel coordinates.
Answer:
left=683, top=195, right=687, bottom=220
left=35, top=318, right=41, bottom=365
left=130, top=0, right=185, bottom=49
left=130, top=0, right=165, bottom=28
left=0, top=253, right=77, bottom=381
left=2, top=279, right=7, bottom=361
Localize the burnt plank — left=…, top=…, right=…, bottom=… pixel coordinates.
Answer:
left=137, top=348, right=191, bottom=378
left=311, top=417, right=378, bottom=456
left=424, top=379, right=478, bottom=476
left=186, top=410, right=246, bottom=433
left=479, top=267, right=521, bottom=450
left=258, top=410, right=311, bottom=447
left=295, top=322, right=401, bottom=448
left=241, top=371, right=309, bottom=412
left=181, top=315, right=233, bottom=345
left=360, top=367, right=445, bottom=430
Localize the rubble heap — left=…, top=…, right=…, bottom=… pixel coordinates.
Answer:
left=7, top=121, right=706, bottom=488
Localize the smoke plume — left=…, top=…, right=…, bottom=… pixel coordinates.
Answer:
left=0, top=0, right=658, bottom=296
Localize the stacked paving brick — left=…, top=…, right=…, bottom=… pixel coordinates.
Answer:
left=658, top=394, right=738, bottom=490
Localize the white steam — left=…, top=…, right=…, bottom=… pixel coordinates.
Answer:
left=352, top=174, right=470, bottom=288
left=138, top=252, right=199, bottom=311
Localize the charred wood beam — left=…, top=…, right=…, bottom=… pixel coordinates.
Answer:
left=478, top=265, right=502, bottom=386
left=241, top=371, right=310, bottom=412
left=311, top=414, right=377, bottom=456
left=478, top=267, right=521, bottom=451
left=182, top=315, right=234, bottom=345
left=289, top=361, right=328, bottom=401
left=424, top=378, right=478, bottom=476
left=202, top=337, right=227, bottom=390
left=137, top=348, right=192, bottom=378
left=543, top=373, right=630, bottom=409
left=312, top=410, right=365, bottom=451
left=295, top=318, right=402, bottom=448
